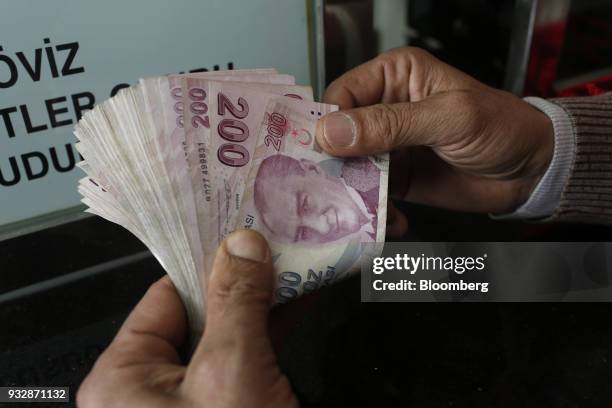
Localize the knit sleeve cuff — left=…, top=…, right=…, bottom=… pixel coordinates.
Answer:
left=492, top=97, right=576, bottom=220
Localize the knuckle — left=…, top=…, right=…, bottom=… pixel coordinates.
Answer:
left=376, top=47, right=436, bottom=101
left=212, top=280, right=270, bottom=308
left=211, top=262, right=270, bottom=306
left=375, top=49, right=399, bottom=67
left=404, top=46, right=433, bottom=62
left=385, top=46, right=432, bottom=65
left=379, top=46, right=424, bottom=59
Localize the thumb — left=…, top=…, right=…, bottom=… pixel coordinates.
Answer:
left=316, top=96, right=451, bottom=157
left=191, top=229, right=274, bottom=361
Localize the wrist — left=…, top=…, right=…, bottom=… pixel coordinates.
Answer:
left=515, top=106, right=555, bottom=208
left=494, top=97, right=575, bottom=220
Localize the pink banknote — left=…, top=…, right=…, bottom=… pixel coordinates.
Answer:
left=75, top=68, right=388, bottom=336
left=237, top=97, right=389, bottom=303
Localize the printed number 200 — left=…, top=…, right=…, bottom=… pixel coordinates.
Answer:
left=217, top=93, right=250, bottom=167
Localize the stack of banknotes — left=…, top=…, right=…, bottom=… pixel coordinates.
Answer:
left=74, top=68, right=388, bottom=335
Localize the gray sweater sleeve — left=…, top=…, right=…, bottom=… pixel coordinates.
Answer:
left=547, top=92, right=612, bottom=225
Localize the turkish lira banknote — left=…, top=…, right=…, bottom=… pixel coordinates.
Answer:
left=74, top=69, right=388, bottom=335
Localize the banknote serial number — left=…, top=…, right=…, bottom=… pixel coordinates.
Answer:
left=1, top=387, right=68, bottom=402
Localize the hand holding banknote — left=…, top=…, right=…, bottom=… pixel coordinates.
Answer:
left=317, top=47, right=553, bottom=218
left=78, top=230, right=299, bottom=408
left=75, top=67, right=388, bottom=339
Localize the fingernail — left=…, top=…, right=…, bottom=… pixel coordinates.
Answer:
left=323, top=112, right=356, bottom=148
left=225, top=230, right=268, bottom=262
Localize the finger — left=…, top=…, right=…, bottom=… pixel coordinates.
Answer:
left=323, top=47, right=475, bottom=109
left=101, top=276, right=187, bottom=367
left=191, top=229, right=274, bottom=363
left=316, top=94, right=453, bottom=157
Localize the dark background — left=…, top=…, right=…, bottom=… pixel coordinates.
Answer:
left=2, top=0, right=612, bottom=406
left=2, top=205, right=611, bottom=408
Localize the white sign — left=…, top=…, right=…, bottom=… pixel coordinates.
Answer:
left=0, top=0, right=314, bottom=232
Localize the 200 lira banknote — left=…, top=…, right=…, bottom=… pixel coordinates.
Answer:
left=74, top=68, right=388, bottom=337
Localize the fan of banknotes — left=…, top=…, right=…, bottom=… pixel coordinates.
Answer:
left=74, top=68, right=388, bottom=336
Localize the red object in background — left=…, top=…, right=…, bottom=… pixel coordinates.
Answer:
left=525, top=10, right=612, bottom=98
left=558, top=74, right=612, bottom=97
left=519, top=7, right=612, bottom=239
left=524, top=21, right=568, bottom=98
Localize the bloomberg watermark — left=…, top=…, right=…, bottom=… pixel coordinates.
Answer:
left=361, top=242, right=612, bottom=302
left=372, top=253, right=489, bottom=293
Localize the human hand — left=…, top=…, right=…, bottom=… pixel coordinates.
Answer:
left=316, top=47, right=554, bottom=229
left=77, top=230, right=299, bottom=408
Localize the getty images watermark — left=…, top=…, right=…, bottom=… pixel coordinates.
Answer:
left=372, top=252, right=489, bottom=293
left=360, top=242, right=612, bottom=302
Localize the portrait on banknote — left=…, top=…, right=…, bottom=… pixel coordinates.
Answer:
left=252, top=153, right=380, bottom=245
